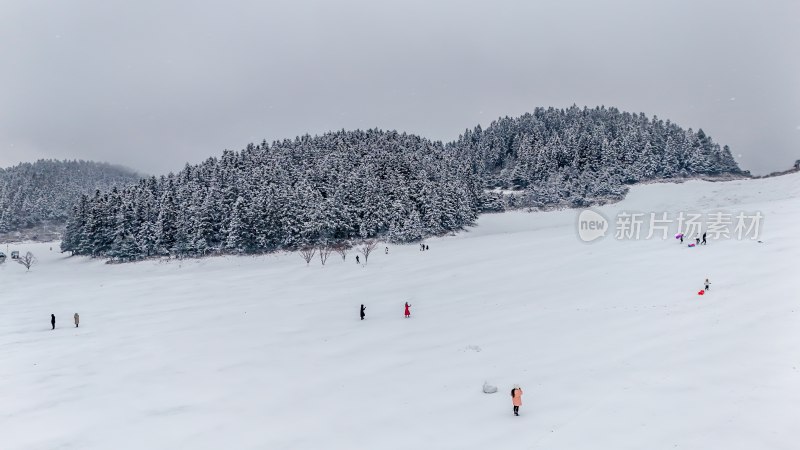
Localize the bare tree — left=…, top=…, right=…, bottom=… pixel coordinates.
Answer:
left=299, top=247, right=316, bottom=265
left=319, top=245, right=332, bottom=266
left=358, top=240, right=378, bottom=265
left=17, top=251, right=37, bottom=271
left=333, top=243, right=349, bottom=261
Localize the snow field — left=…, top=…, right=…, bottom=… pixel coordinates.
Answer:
left=1, top=173, right=799, bottom=449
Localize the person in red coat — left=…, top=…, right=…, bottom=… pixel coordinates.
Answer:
left=404, top=302, right=411, bottom=318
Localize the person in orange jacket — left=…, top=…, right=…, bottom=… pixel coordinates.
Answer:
left=511, top=385, right=523, bottom=416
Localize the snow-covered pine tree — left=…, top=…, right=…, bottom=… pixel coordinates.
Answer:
left=62, top=107, right=743, bottom=260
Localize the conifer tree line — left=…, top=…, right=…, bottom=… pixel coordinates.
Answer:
left=450, top=106, right=741, bottom=208
left=62, top=130, right=481, bottom=259
left=0, top=160, right=140, bottom=233
left=61, top=106, right=742, bottom=260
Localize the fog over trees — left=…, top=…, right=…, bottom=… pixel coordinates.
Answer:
left=0, top=160, right=140, bottom=233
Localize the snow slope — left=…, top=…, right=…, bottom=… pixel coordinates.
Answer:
left=2, top=173, right=799, bottom=450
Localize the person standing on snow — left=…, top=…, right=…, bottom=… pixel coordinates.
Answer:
left=360, top=304, right=366, bottom=320
left=704, top=278, right=710, bottom=291
left=404, top=302, right=411, bottom=318
left=511, top=385, right=523, bottom=416
left=50, top=314, right=56, bottom=330
left=74, top=313, right=80, bottom=328
left=702, top=232, right=707, bottom=245
left=355, top=255, right=360, bottom=264
left=385, top=247, right=389, bottom=254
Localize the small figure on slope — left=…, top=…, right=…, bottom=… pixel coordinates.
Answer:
left=355, top=255, right=360, bottom=264
left=511, top=385, right=523, bottom=416
left=404, top=302, right=411, bottom=318
left=704, top=278, right=710, bottom=291
left=385, top=247, right=389, bottom=254
left=50, top=314, right=55, bottom=330
left=360, top=304, right=366, bottom=321
left=74, top=313, right=80, bottom=328
left=702, top=232, right=707, bottom=245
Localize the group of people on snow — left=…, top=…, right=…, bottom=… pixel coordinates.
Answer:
left=678, top=231, right=707, bottom=246
left=50, top=313, right=80, bottom=330
left=352, top=244, right=429, bottom=264
left=677, top=234, right=714, bottom=294
left=359, top=302, right=411, bottom=320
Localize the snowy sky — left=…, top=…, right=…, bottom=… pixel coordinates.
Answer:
left=1, top=0, right=798, bottom=175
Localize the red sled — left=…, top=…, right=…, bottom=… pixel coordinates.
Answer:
left=698, top=290, right=705, bottom=295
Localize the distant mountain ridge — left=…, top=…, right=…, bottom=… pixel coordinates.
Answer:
left=61, top=105, right=744, bottom=260
left=0, top=160, right=140, bottom=237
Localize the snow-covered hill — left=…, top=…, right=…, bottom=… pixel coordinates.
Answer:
left=2, top=173, right=798, bottom=450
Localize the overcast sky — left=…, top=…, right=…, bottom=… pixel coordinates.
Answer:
left=1, top=0, right=798, bottom=175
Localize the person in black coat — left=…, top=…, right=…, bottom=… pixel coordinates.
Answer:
left=702, top=232, right=707, bottom=245
left=360, top=304, right=366, bottom=320
left=50, top=314, right=55, bottom=330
